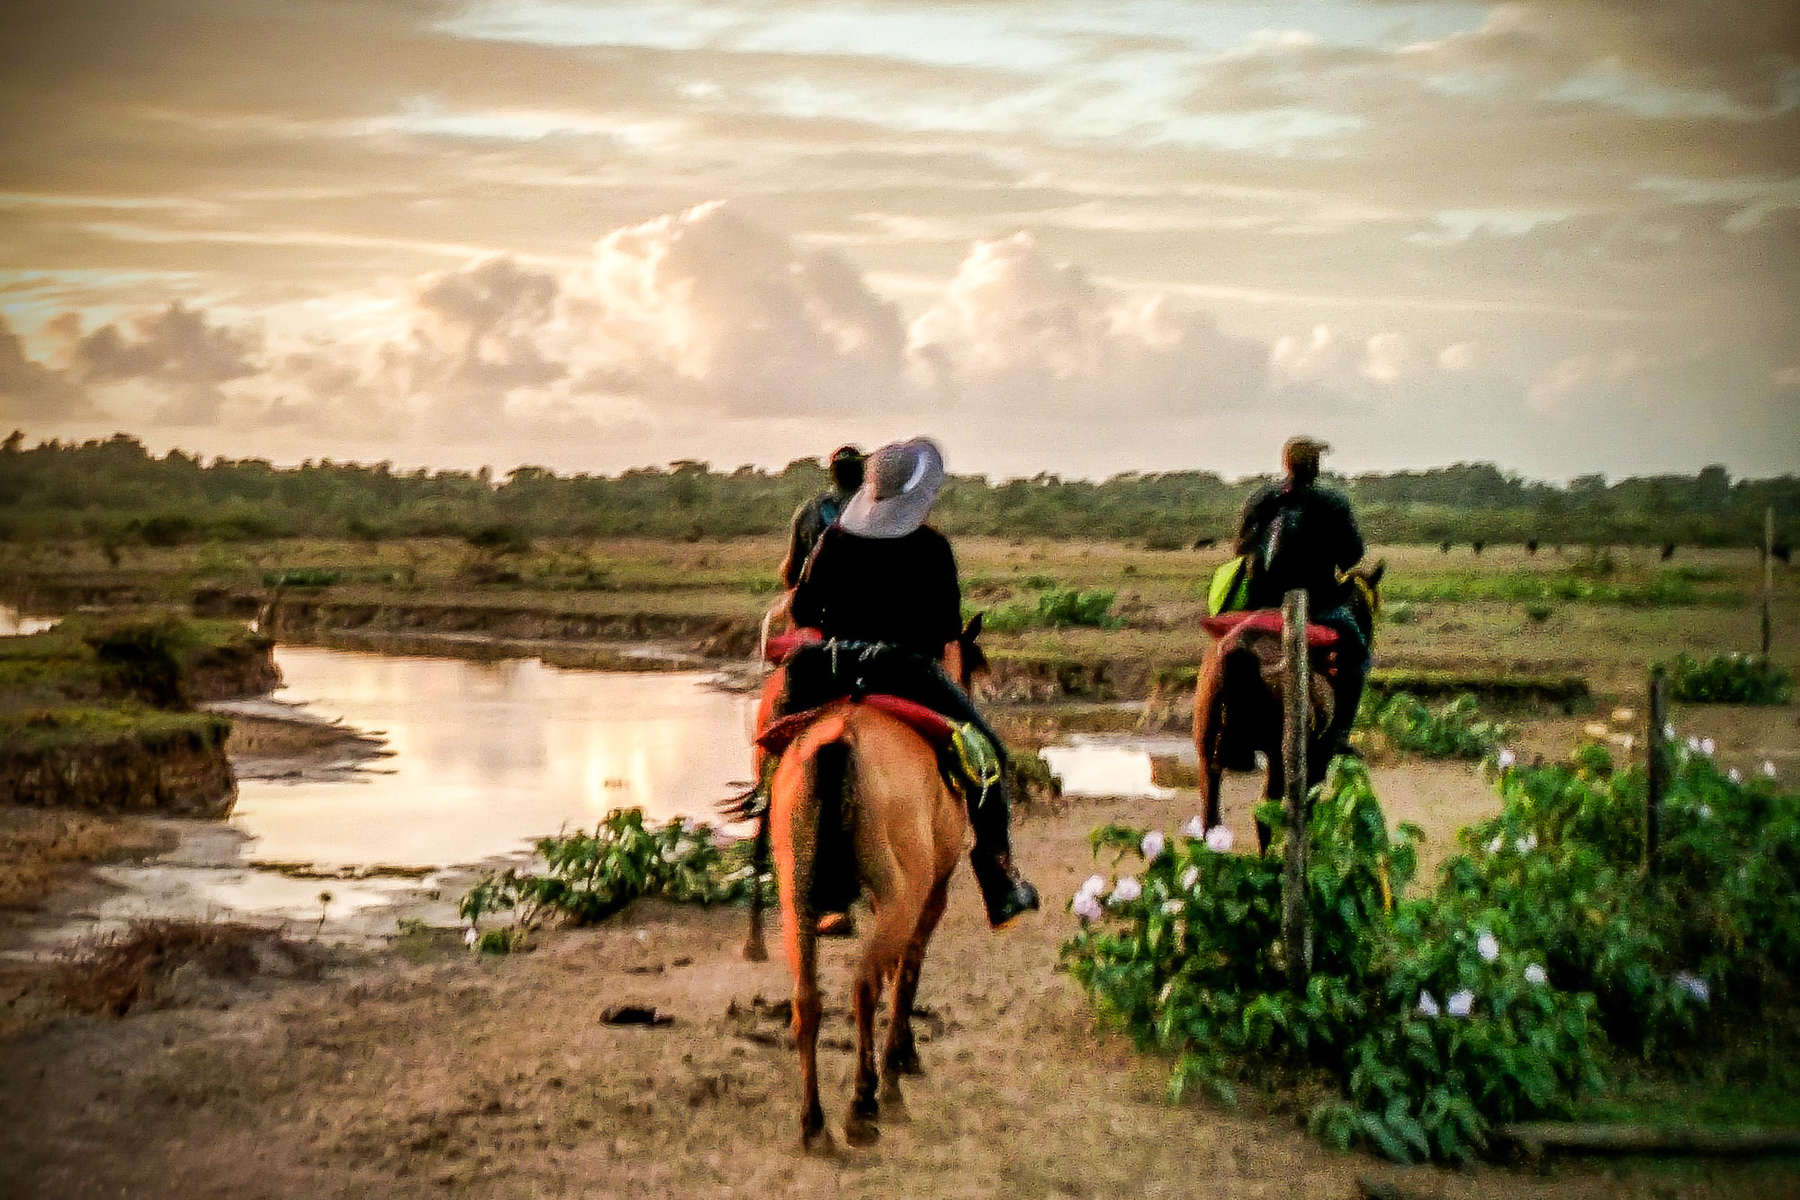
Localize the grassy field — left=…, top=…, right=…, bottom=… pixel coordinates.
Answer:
left=5, top=536, right=1796, bottom=704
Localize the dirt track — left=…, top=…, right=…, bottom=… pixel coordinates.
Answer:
left=3, top=763, right=1797, bottom=1199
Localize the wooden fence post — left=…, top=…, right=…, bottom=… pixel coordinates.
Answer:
left=1282, top=588, right=1310, bottom=994
left=1645, top=665, right=1668, bottom=874
left=1764, top=506, right=1775, bottom=658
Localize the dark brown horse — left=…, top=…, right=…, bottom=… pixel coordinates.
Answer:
left=741, top=619, right=988, bottom=1151
left=1193, top=564, right=1382, bottom=850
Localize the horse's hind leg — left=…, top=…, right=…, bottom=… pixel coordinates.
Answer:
left=742, top=808, right=770, bottom=962
left=844, top=900, right=913, bottom=1146
left=789, top=917, right=831, bottom=1153
left=883, top=873, right=949, bottom=1094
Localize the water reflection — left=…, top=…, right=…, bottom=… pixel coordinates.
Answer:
left=1040, top=737, right=1188, bottom=800
left=230, top=646, right=756, bottom=869
left=0, top=604, right=58, bottom=636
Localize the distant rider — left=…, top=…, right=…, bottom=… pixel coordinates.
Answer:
left=779, top=445, right=865, bottom=589
left=1235, top=436, right=1370, bottom=750
left=787, top=438, right=1040, bottom=929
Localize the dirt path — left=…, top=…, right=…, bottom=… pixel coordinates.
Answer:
left=2, top=765, right=1794, bottom=1199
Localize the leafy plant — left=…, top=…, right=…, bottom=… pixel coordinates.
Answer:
left=458, top=809, right=770, bottom=946
left=1062, top=750, right=1798, bottom=1164
left=981, top=586, right=1122, bottom=633
left=1663, top=652, right=1794, bottom=705
left=1372, top=692, right=1512, bottom=760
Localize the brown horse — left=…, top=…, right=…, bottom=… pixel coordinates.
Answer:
left=751, top=619, right=985, bottom=1152
left=1193, top=564, right=1382, bottom=850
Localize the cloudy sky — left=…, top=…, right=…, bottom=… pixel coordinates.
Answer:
left=1, top=0, right=1796, bottom=481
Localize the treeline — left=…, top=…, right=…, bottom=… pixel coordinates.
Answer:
left=0, top=431, right=1793, bottom=550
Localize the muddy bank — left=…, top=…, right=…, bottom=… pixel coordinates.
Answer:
left=260, top=594, right=759, bottom=658
left=2, top=729, right=237, bottom=818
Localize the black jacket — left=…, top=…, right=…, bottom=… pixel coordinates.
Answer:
left=780, top=489, right=853, bottom=588
left=1235, top=479, right=1364, bottom=611
left=790, top=524, right=962, bottom=659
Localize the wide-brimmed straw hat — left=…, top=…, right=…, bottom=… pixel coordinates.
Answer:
left=837, top=437, right=945, bottom=538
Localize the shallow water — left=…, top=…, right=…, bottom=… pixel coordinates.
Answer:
left=71, top=646, right=759, bottom=933
left=0, top=604, right=58, bottom=636
left=230, top=646, right=756, bottom=869
left=1040, top=735, right=1192, bottom=800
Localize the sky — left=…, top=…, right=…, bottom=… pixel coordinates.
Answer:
left=0, top=0, right=1796, bottom=482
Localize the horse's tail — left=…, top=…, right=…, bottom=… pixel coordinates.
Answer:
left=803, top=735, right=859, bottom=917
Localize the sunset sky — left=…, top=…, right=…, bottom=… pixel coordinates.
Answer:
left=1, top=0, right=1796, bottom=482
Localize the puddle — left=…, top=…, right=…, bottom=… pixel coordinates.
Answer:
left=1040, top=735, right=1196, bottom=800
left=0, top=604, right=58, bottom=636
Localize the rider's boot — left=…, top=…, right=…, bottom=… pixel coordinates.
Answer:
left=967, top=778, right=1039, bottom=929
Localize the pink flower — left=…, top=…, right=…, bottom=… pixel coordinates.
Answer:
left=1181, top=816, right=1207, bottom=839
left=1446, top=990, right=1475, bottom=1018
left=1071, top=893, right=1104, bottom=922
left=1109, top=876, right=1142, bottom=904
left=1205, top=825, right=1234, bottom=853
left=1415, top=991, right=1440, bottom=1018
left=1524, top=963, right=1548, bottom=986
left=1141, top=830, right=1167, bottom=861
left=1180, top=866, right=1200, bottom=892
left=1476, top=930, right=1500, bottom=963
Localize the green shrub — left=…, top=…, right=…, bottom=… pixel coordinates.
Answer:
left=1523, top=600, right=1553, bottom=623
left=1373, top=693, right=1512, bottom=759
left=466, top=523, right=533, bottom=555
left=982, top=586, right=1122, bottom=633
left=458, top=809, right=770, bottom=941
left=1062, top=751, right=1797, bottom=1163
left=1663, top=652, right=1793, bottom=705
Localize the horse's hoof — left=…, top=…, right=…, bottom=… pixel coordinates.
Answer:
left=742, top=937, right=768, bottom=963
left=800, top=1128, right=838, bottom=1157
left=879, top=1080, right=910, bottom=1118
left=885, top=1050, right=923, bottom=1077
left=843, top=1113, right=880, bottom=1146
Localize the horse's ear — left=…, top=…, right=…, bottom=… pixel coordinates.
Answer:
left=1368, top=559, right=1386, bottom=587
left=963, top=611, right=983, bottom=641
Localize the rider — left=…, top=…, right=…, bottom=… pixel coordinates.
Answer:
left=1235, top=436, right=1370, bottom=750
left=787, top=437, right=1040, bottom=929
left=780, top=445, right=865, bottom=589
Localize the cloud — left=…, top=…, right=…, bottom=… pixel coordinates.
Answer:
left=906, top=231, right=1269, bottom=417
left=581, top=200, right=909, bottom=416
left=0, top=314, right=94, bottom=421
left=69, top=302, right=264, bottom=424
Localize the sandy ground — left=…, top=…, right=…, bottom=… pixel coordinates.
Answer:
left=4, top=760, right=1798, bottom=1200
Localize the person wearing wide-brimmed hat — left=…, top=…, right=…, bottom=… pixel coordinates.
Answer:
left=787, top=437, right=1040, bottom=929
left=779, top=444, right=865, bottom=590
left=1235, top=436, right=1369, bottom=748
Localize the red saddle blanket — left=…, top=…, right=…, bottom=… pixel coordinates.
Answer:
left=755, top=693, right=955, bottom=755
left=1201, top=609, right=1340, bottom=648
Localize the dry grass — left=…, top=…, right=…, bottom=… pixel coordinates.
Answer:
left=60, top=918, right=323, bottom=1017
left=0, top=807, right=173, bottom=909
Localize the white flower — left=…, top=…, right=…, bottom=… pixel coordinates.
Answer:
left=1495, top=749, right=1517, bottom=770
left=1663, top=723, right=1676, bottom=740
left=1763, top=760, right=1778, bottom=779
left=1109, top=876, right=1142, bottom=904
left=1686, top=736, right=1702, bottom=754
left=1514, top=833, right=1537, bottom=853
left=1486, top=835, right=1504, bottom=854
left=1180, top=866, right=1200, bottom=892
left=1162, top=900, right=1184, bottom=916
left=463, top=926, right=478, bottom=947
left=1697, top=803, right=1712, bottom=820
left=1415, top=991, right=1441, bottom=1018
left=1141, top=830, right=1167, bottom=861
left=1620, top=734, right=1635, bottom=752
left=1524, top=963, right=1548, bottom=986
left=1700, top=738, right=1716, bottom=757
left=1446, top=990, right=1475, bottom=1018
left=1672, top=972, right=1710, bottom=1003
left=1205, top=825, right=1235, bottom=853
left=1728, top=768, right=1743, bottom=785
left=1476, top=930, right=1500, bottom=963
left=1078, top=874, right=1106, bottom=899
left=1071, top=892, right=1104, bottom=921
left=1181, top=816, right=1207, bottom=839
